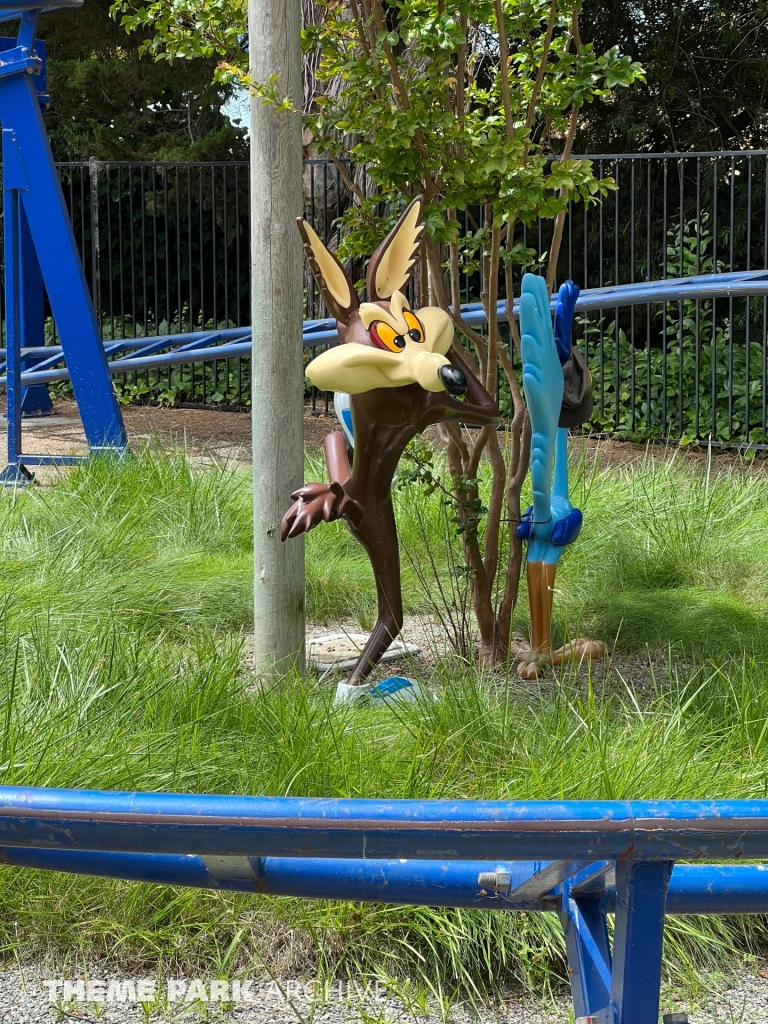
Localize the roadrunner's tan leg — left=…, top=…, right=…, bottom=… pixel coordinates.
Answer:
left=516, top=562, right=604, bottom=679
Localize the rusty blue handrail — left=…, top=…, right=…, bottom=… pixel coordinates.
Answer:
left=1, top=786, right=768, bottom=860
left=3, top=785, right=767, bottom=1022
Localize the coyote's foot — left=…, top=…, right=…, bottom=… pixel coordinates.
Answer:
left=280, top=481, right=347, bottom=540
left=516, top=638, right=605, bottom=679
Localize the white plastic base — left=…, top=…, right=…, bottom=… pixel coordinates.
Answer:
left=333, top=680, right=371, bottom=705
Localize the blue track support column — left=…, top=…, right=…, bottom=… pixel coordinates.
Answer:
left=560, top=895, right=612, bottom=1019
left=1, top=127, right=29, bottom=483
left=0, top=7, right=127, bottom=475
left=609, top=860, right=673, bottom=1024
left=19, top=201, right=53, bottom=415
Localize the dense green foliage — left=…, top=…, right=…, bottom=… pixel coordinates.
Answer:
left=578, top=0, right=768, bottom=152
left=583, top=215, right=767, bottom=444
left=38, top=0, right=246, bottom=160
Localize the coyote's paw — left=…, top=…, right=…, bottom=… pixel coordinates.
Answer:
left=280, top=481, right=346, bottom=540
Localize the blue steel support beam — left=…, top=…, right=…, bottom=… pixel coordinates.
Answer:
left=2, top=127, right=26, bottom=483
left=6, top=35, right=52, bottom=418
left=664, top=863, right=768, bottom=914
left=608, top=860, right=673, bottom=1024
left=1, top=331, right=255, bottom=386
left=0, top=849, right=553, bottom=907
left=0, top=10, right=126, bottom=456
left=18, top=203, right=52, bottom=415
left=0, top=847, right=767, bottom=917
left=508, top=859, right=593, bottom=899
left=560, top=895, right=612, bottom=1018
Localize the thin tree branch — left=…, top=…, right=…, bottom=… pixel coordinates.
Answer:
left=494, top=0, right=514, bottom=141
left=368, top=0, right=436, bottom=192
left=440, top=421, right=470, bottom=463
left=466, top=426, right=490, bottom=480
left=456, top=14, right=468, bottom=129
left=497, top=409, right=530, bottom=646
left=359, top=0, right=379, bottom=53
left=521, top=0, right=559, bottom=168
left=329, top=152, right=366, bottom=204
left=545, top=102, right=579, bottom=292
left=484, top=221, right=501, bottom=395
left=349, top=0, right=372, bottom=58
left=481, top=428, right=506, bottom=606
left=433, top=239, right=487, bottom=377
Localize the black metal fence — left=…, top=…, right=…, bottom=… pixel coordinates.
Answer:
left=559, top=154, right=768, bottom=446
left=57, top=158, right=250, bottom=407
left=18, top=153, right=768, bottom=443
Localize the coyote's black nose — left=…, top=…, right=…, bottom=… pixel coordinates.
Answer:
left=439, top=364, right=467, bottom=396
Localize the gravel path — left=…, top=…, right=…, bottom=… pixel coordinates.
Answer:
left=2, top=966, right=768, bottom=1023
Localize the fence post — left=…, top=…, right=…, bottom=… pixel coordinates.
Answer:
left=88, top=156, right=101, bottom=324
left=248, top=0, right=306, bottom=674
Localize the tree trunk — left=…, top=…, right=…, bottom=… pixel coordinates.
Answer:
left=249, top=0, right=306, bottom=675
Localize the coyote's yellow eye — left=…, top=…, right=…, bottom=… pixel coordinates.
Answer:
left=403, top=310, right=424, bottom=343
left=370, top=321, right=406, bottom=353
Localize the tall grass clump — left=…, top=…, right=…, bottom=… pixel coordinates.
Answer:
left=385, top=440, right=768, bottom=659
left=0, top=448, right=253, bottom=636
left=2, top=612, right=768, bottom=991
left=559, top=446, right=768, bottom=658
left=0, top=444, right=767, bottom=999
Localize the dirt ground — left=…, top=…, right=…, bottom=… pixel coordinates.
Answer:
left=5, top=398, right=768, bottom=475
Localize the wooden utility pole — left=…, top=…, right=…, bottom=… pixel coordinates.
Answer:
left=249, top=0, right=306, bottom=675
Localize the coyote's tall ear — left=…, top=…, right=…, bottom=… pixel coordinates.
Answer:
left=296, top=219, right=359, bottom=324
left=366, top=196, right=425, bottom=302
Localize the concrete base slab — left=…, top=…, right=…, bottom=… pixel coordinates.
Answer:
left=308, top=632, right=420, bottom=671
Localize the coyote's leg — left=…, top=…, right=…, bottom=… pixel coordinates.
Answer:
left=346, top=500, right=403, bottom=686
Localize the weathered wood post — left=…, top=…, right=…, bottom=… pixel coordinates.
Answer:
left=249, top=0, right=306, bottom=674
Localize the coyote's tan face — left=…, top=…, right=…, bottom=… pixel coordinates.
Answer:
left=297, top=198, right=462, bottom=396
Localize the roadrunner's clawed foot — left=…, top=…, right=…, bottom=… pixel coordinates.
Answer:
left=516, top=638, right=606, bottom=679
left=550, top=638, right=606, bottom=665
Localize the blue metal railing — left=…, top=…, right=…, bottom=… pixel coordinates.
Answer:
left=4, top=271, right=767, bottom=388
left=2, top=787, right=768, bottom=859
left=3, top=785, right=768, bottom=1023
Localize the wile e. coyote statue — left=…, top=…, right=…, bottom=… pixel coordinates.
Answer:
left=281, top=197, right=602, bottom=702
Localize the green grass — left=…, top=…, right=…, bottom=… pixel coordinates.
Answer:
left=307, top=442, right=768, bottom=659
left=558, top=446, right=768, bottom=658
left=1, top=444, right=768, bottom=1003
